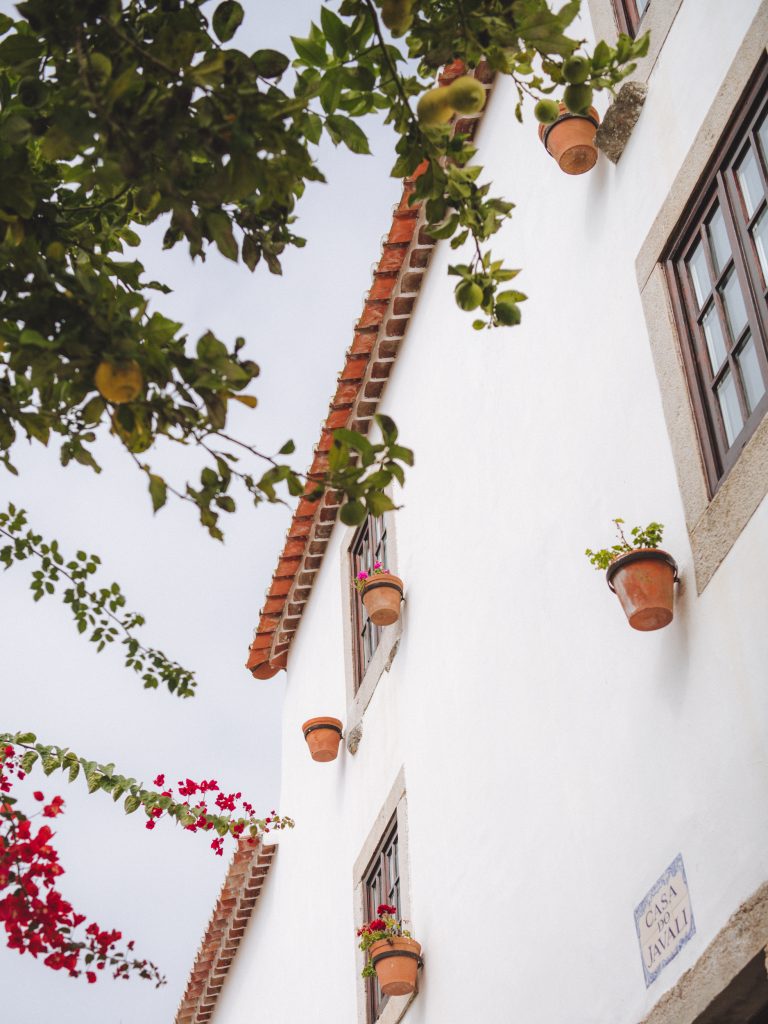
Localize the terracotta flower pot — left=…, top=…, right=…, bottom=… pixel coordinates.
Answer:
left=538, top=104, right=600, bottom=175
left=361, top=573, right=403, bottom=627
left=301, top=717, right=343, bottom=762
left=605, top=549, right=679, bottom=631
left=370, top=936, right=422, bottom=996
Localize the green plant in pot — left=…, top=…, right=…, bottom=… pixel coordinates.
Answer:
left=586, top=519, right=679, bottom=631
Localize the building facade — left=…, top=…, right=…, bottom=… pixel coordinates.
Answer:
left=178, top=1, right=768, bottom=1021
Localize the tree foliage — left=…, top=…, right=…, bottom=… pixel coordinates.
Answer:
left=0, top=0, right=646, bottom=532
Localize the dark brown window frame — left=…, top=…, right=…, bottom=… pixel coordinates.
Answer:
left=612, top=0, right=649, bottom=38
left=364, top=817, right=401, bottom=1024
left=664, top=59, right=768, bottom=497
left=350, top=514, right=389, bottom=692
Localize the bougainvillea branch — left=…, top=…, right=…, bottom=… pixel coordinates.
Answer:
left=0, top=746, right=165, bottom=985
left=0, top=734, right=294, bottom=849
left=0, top=504, right=196, bottom=697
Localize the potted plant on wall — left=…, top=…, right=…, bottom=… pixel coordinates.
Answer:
left=586, top=519, right=679, bottom=631
left=534, top=57, right=601, bottom=175
left=358, top=905, right=422, bottom=996
left=301, top=717, right=343, bottom=762
left=355, top=561, right=403, bottom=627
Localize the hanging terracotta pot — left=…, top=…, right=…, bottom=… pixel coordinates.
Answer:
left=538, top=103, right=600, bottom=175
left=369, top=936, right=422, bottom=996
left=301, top=717, right=343, bottom=762
left=605, top=549, right=679, bottom=631
left=361, top=573, right=403, bottom=627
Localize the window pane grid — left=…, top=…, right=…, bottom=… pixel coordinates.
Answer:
left=351, top=515, right=389, bottom=691
left=667, top=68, right=768, bottom=492
left=364, top=821, right=400, bottom=1023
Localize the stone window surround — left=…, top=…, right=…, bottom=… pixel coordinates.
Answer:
left=341, top=506, right=402, bottom=753
left=587, top=0, right=685, bottom=88
left=637, top=879, right=768, bottom=1024
left=635, top=9, right=768, bottom=593
left=353, top=768, right=415, bottom=1024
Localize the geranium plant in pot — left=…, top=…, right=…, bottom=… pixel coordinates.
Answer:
left=358, top=905, right=422, bottom=997
left=355, top=561, right=403, bottom=627
left=301, top=717, right=343, bottom=762
left=586, top=519, right=679, bottom=631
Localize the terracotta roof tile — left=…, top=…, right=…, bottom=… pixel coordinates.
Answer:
left=175, top=842, right=276, bottom=1024
left=245, top=64, right=492, bottom=681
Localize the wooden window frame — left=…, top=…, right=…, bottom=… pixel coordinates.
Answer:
left=612, top=0, right=649, bottom=38
left=341, top=506, right=402, bottom=752
left=350, top=514, right=390, bottom=693
left=353, top=769, right=414, bottom=1024
left=664, top=61, right=768, bottom=497
left=363, top=817, right=401, bottom=1023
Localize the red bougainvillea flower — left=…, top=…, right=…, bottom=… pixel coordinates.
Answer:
left=0, top=753, right=164, bottom=987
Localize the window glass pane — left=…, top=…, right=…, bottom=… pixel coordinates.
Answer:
left=717, top=368, right=744, bottom=446
left=737, top=146, right=764, bottom=218
left=738, top=334, right=766, bottom=414
left=687, top=240, right=711, bottom=307
left=752, top=206, right=768, bottom=284
left=719, top=268, right=748, bottom=340
left=707, top=206, right=731, bottom=274
left=702, top=304, right=727, bottom=372
left=636, top=0, right=649, bottom=17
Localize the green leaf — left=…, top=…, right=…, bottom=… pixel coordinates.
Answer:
left=0, top=32, right=43, bottom=67
left=148, top=474, right=167, bottom=512
left=251, top=49, right=290, bottom=78
left=326, top=114, right=371, bottom=155
left=367, top=490, right=395, bottom=516
left=124, top=794, right=141, bottom=814
left=340, top=500, right=366, bottom=526
left=212, top=1, right=244, bottom=42
left=206, top=212, right=238, bottom=261
left=320, top=7, right=348, bottom=57
left=291, top=34, right=327, bottom=67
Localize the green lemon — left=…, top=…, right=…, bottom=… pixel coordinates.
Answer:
left=18, top=78, right=46, bottom=108
left=495, top=296, right=522, bottom=326
left=455, top=280, right=483, bottom=311
left=446, top=76, right=486, bottom=115
left=562, top=56, right=591, bottom=85
left=533, top=99, right=561, bottom=124
left=563, top=84, right=593, bottom=115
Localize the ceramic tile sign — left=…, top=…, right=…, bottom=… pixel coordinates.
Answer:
left=634, top=854, right=696, bottom=987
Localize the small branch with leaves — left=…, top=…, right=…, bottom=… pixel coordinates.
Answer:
left=0, top=505, right=197, bottom=697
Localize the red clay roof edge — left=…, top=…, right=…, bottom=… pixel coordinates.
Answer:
left=246, top=61, right=493, bottom=681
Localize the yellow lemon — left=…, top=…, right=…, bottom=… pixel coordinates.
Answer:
left=417, top=87, right=454, bottom=126
left=94, top=360, right=144, bottom=404
left=380, top=0, right=413, bottom=36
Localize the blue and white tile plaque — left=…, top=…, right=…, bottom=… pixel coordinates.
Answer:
left=634, top=853, right=696, bottom=987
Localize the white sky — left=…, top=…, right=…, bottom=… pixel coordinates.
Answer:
left=0, top=2, right=403, bottom=1018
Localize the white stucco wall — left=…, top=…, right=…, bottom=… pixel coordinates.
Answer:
left=212, top=2, right=768, bottom=1022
